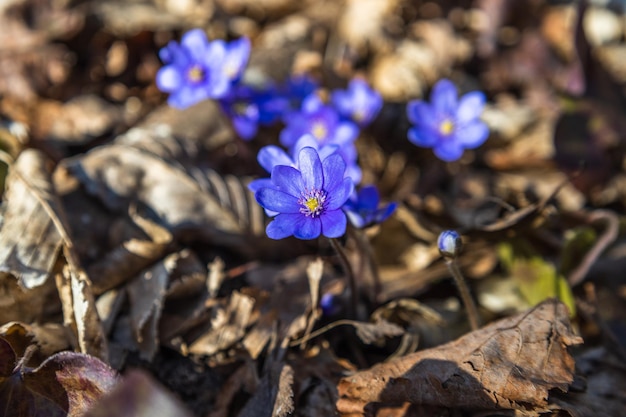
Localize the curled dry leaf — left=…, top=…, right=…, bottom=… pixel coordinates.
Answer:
left=64, top=101, right=265, bottom=251
left=238, top=360, right=294, bottom=417
left=127, top=251, right=179, bottom=361
left=337, top=300, right=582, bottom=415
left=0, top=149, right=70, bottom=289
left=55, top=253, right=109, bottom=362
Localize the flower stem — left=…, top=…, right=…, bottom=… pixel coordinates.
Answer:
left=329, top=238, right=358, bottom=319
left=445, top=258, right=481, bottom=331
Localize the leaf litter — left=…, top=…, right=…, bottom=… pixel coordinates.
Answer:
left=0, top=0, right=625, bottom=416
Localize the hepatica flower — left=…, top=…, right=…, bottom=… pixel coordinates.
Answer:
left=331, top=78, right=382, bottom=127
left=219, top=85, right=260, bottom=140
left=156, top=29, right=250, bottom=109
left=280, top=94, right=359, bottom=150
left=343, top=185, right=396, bottom=228
left=406, top=79, right=489, bottom=162
left=254, top=147, right=353, bottom=240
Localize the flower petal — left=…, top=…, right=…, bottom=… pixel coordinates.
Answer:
left=326, top=177, right=353, bottom=210
left=332, top=122, right=359, bottom=146
left=181, top=29, right=209, bottom=61
left=407, top=127, right=438, bottom=148
left=266, top=213, right=300, bottom=239
left=320, top=209, right=347, bottom=238
left=406, top=100, right=433, bottom=125
left=301, top=94, right=323, bottom=114
left=345, top=210, right=365, bottom=228
left=357, top=185, right=380, bottom=211
left=248, top=178, right=273, bottom=193
left=455, top=121, right=489, bottom=148
left=168, top=85, right=207, bottom=109
left=294, top=215, right=322, bottom=240
left=431, top=79, right=458, bottom=115
left=156, top=66, right=182, bottom=92
left=272, top=165, right=304, bottom=197
left=434, top=141, right=464, bottom=162
left=258, top=146, right=294, bottom=173
left=322, top=153, right=347, bottom=194
left=255, top=187, right=300, bottom=213
left=298, top=147, right=324, bottom=190
left=456, top=92, right=486, bottom=124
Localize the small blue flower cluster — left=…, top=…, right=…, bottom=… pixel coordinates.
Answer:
left=156, top=30, right=490, bottom=240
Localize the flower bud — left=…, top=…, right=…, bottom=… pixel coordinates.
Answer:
left=438, top=230, right=462, bottom=258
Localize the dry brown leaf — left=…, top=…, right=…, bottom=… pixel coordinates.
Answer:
left=237, top=361, right=294, bottom=417
left=337, top=300, right=582, bottom=415
left=127, top=251, right=178, bottom=361
left=55, top=252, right=108, bottom=362
left=88, top=206, right=173, bottom=295
left=0, top=149, right=70, bottom=289
left=188, top=291, right=255, bottom=356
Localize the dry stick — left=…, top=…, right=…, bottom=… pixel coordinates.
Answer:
left=445, top=258, right=481, bottom=331
left=329, top=238, right=358, bottom=319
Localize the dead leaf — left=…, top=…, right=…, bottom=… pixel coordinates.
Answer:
left=337, top=300, right=582, bottom=415
left=55, top=251, right=109, bottom=362
left=237, top=360, right=294, bottom=417
left=188, top=291, right=255, bottom=356
left=127, top=251, right=176, bottom=361
left=0, top=149, right=70, bottom=289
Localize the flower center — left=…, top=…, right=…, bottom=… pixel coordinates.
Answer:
left=298, top=189, right=327, bottom=217
left=311, top=122, right=328, bottom=141
left=439, top=119, right=454, bottom=136
left=187, top=65, right=205, bottom=83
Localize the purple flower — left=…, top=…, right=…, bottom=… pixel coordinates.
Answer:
left=219, top=85, right=260, bottom=140
left=343, top=185, right=396, bottom=228
left=254, top=147, right=354, bottom=240
left=156, top=30, right=250, bottom=109
left=280, top=94, right=359, bottom=150
left=437, top=230, right=461, bottom=258
left=332, top=78, right=382, bottom=127
left=406, top=79, right=489, bottom=162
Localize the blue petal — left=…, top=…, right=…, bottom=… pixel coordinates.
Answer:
left=407, top=127, right=438, bottom=148
left=156, top=66, right=182, bottom=92
left=233, top=115, right=258, bottom=140
left=272, top=165, right=304, bottom=198
left=345, top=210, right=366, bottom=228
left=223, top=37, right=251, bottom=81
left=322, top=153, right=347, bottom=194
left=320, top=209, right=347, bottom=238
left=168, top=85, right=208, bottom=109
left=258, top=146, right=294, bottom=173
left=357, top=185, right=380, bottom=211
left=406, top=101, right=434, bottom=126
left=255, top=188, right=300, bottom=213
left=266, top=213, right=300, bottom=239
left=301, top=94, right=323, bottom=114
left=456, top=92, right=486, bottom=124
left=326, top=177, right=353, bottom=210
left=434, top=142, right=464, bottom=162
left=248, top=178, right=273, bottom=193
left=431, top=79, right=458, bottom=115
left=294, top=215, right=322, bottom=240
left=181, top=29, right=210, bottom=61
left=292, top=135, right=320, bottom=158
left=298, top=147, right=323, bottom=190
left=375, top=202, right=397, bottom=223
left=455, top=121, right=489, bottom=148
left=332, top=122, right=359, bottom=146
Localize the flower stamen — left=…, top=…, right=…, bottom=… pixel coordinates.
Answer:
left=439, top=119, right=454, bottom=136
left=187, top=65, right=205, bottom=83
left=298, top=189, right=327, bottom=217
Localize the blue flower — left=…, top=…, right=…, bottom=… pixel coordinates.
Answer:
left=331, top=78, right=382, bottom=127
left=343, top=185, right=396, bottom=228
left=156, top=30, right=250, bottom=109
left=406, top=79, right=489, bottom=162
left=437, top=230, right=462, bottom=258
left=219, top=85, right=260, bottom=140
left=280, top=94, right=359, bottom=150
left=254, top=147, right=354, bottom=240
